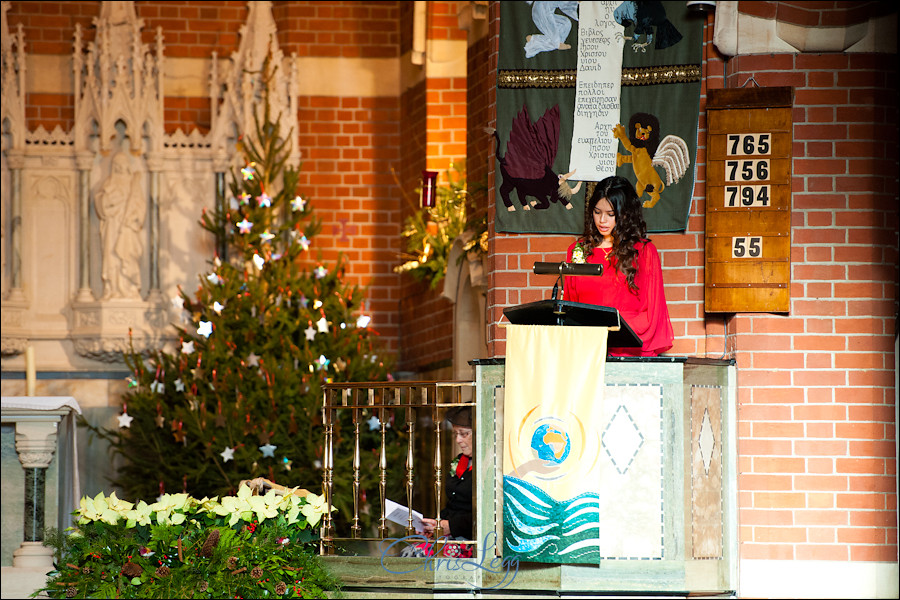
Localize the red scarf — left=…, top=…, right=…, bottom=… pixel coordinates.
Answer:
left=455, top=454, right=472, bottom=478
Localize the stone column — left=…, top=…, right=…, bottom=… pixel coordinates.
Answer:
left=5, top=151, right=26, bottom=303
left=74, top=152, right=95, bottom=303
left=146, top=153, right=164, bottom=302
left=10, top=413, right=66, bottom=569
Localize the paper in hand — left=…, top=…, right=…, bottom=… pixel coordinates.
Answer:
left=384, top=498, right=425, bottom=533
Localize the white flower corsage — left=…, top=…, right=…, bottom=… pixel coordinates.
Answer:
left=571, top=243, right=586, bottom=264
left=449, top=456, right=460, bottom=474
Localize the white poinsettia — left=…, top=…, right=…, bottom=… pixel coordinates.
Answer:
left=150, top=493, right=192, bottom=526
left=78, top=492, right=120, bottom=525
left=121, top=500, right=153, bottom=528
left=299, top=492, right=333, bottom=527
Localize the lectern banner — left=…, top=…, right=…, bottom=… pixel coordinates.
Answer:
left=502, top=324, right=607, bottom=563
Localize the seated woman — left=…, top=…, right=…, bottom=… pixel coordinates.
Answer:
left=564, top=175, right=674, bottom=356
left=421, top=405, right=473, bottom=542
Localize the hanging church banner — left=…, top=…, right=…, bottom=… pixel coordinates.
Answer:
left=496, top=1, right=703, bottom=234
left=496, top=1, right=584, bottom=234
left=502, top=324, right=608, bottom=563
left=614, top=1, right=703, bottom=232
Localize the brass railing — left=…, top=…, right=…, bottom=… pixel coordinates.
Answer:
left=320, top=380, right=475, bottom=554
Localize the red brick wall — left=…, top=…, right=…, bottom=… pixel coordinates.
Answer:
left=723, top=49, right=898, bottom=562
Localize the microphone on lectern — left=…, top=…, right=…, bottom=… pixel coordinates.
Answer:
left=534, top=262, right=603, bottom=301
left=533, top=262, right=603, bottom=276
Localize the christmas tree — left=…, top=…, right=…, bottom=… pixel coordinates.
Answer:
left=89, top=64, right=404, bottom=533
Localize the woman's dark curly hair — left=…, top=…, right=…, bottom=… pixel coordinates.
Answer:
left=579, top=175, right=648, bottom=292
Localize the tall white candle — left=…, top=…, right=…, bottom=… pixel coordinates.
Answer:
left=25, top=345, right=36, bottom=396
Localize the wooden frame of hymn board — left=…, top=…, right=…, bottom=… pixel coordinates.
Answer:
left=705, top=86, right=793, bottom=313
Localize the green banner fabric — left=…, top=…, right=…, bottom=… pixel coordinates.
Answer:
left=496, top=1, right=584, bottom=234
left=616, top=1, right=704, bottom=232
left=496, top=1, right=703, bottom=234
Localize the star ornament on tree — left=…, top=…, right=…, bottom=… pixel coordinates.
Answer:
left=197, top=321, right=213, bottom=338
left=291, top=195, right=306, bottom=212
left=241, top=163, right=256, bottom=181
left=118, top=412, right=134, bottom=428
left=304, top=325, right=317, bottom=341
left=316, top=317, right=329, bottom=333
left=220, top=446, right=235, bottom=462
left=207, top=273, right=223, bottom=285
left=314, top=266, right=327, bottom=279
left=181, top=340, right=195, bottom=354
left=259, top=229, right=275, bottom=243
left=237, top=218, right=253, bottom=234
left=259, top=443, right=277, bottom=458
left=256, top=192, right=272, bottom=208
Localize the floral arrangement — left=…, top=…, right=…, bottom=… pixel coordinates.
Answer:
left=36, top=485, right=341, bottom=599
left=394, top=162, right=488, bottom=290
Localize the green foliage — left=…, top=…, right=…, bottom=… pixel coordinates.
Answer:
left=394, top=162, right=486, bottom=289
left=83, top=59, right=403, bottom=535
left=35, top=488, right=341, bottom=599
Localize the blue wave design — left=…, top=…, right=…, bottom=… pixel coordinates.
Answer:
left=503, top=475, right=601, bottom=563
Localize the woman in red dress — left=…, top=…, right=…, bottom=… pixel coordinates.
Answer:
left=564, top=176, right=674, bottom=356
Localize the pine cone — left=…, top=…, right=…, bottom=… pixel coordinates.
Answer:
left=66, top=587, right=77, bottom=598
left=121, top=561, right=143, bottom=578
left=250, top=566, right=263, bottom=579
left=155, top=565, right=171, bottom=578
left=200, top=529, right=220, bottom=557
left=275, top=581, right=287, bottom=595
left=199, top=581, right=209, bottom=592
left=226, top=556, right=239, bottom=569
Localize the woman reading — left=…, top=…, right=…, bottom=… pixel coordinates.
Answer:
left=564, top=175, right=674, bottom=356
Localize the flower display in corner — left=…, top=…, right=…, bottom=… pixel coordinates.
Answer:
left=40, top=484, right=341, bottom=599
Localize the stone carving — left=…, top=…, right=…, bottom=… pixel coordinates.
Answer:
left=3, top=0, right=299, bottom=364
left=95, top=151, right=146, bottom=299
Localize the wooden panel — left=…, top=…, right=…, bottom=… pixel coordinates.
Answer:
left=706, top=286, right=790, bottom=313
left=705, top=88, right=792, bottom=313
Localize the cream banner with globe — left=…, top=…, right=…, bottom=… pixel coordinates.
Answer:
left=502, top=324, right=608, bottom=564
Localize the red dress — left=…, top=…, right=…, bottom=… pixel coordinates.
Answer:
left=564, top=240, right=674, bottom=356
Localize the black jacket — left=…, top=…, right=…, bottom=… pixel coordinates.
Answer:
left=442, top=453, right=473, bottom=539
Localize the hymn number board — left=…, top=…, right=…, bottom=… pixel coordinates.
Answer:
left=705, top=87, right=793, bottom=313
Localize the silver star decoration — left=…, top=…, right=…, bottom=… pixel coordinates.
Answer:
left=182, top=340, right=195, bottom=354
left=259, top=443, right=277, bottom=458
left=246, top=352, right=260, bottom=367
left=213, top=301, right=225, bottom=315
left=174, top=378, right=185, bottom=393
left=367, top=415, right=380, bottom=431
left=117, top=412, right=134, bottom=428
left=304, top=325, right=317, bottom=341
left=220, top=446, right=235, bottom=462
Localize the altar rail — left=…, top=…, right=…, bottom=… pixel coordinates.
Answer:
left=320, top=380, right=475, bottom=553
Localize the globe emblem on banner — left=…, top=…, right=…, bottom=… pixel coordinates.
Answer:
left=530, top=423, right=571, bottom=464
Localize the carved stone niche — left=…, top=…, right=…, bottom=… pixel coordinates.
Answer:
left=70, top=298, right=170, bottom=362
